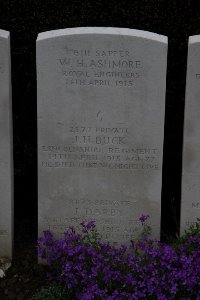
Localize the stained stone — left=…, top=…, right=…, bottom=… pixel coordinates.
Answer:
left=181, top=35, right=200, bottom=234
left=0, top=30, right=13, bottom=258
left=37, top=27, right=167, bottom=245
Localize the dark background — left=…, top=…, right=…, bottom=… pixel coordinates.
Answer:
left=1, top=0, right=200, bottom=249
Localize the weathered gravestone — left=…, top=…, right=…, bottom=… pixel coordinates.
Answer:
left=37, top=27, right=167, bottom=245
left=181, top=35, right=200, bottom=234
left=0, top=30, right=13, bottom=258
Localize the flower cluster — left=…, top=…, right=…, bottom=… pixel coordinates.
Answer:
left=37, top=218, right=200, bottom=300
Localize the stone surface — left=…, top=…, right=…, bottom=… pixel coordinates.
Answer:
left=0, top=30, right=13, bottom=258
left=37, top=27, right=167, bottom=245
left=181, top=35, right=200, bottom=234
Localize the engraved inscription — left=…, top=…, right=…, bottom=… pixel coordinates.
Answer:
left=192, top=202, right=200, bottom=208
left=42, top=215, right=145, bottom=243
left=41, top=122, right=159, bottom=170
left=0, top=230, right=8, bottom=236
left=57, top=47, right=143, bottom=88
left=41, top=187, right=153, bottom=244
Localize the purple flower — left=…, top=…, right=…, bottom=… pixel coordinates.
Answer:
left=37, top=218, right=200, bottom=299
left=139, top=214, right=150, bottom=223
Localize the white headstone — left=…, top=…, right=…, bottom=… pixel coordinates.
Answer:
left=181, top=35, right=200, bottom=234
left=0, top=30, right=13, bottom=258
left=37, top=27, right=167, bottom=245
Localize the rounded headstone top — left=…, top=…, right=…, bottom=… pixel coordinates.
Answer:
left=189, top=35, right=200, bottom=44
left=37, top=27, right=167, bottom=44
left=0, top=29, right=10, bottom=39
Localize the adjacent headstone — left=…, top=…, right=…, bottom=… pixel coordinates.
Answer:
left=0, top=30, right=13, bottom=258
left=37, top=27, right=167, bottom=245
left=181, top=35, right=200, bottom=234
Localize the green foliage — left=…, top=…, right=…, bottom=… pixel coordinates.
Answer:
left=30, top=282, right=72, bottom=300
left=140, top=221, right=152, bottom=239
left=81, top=224, right=102, bottom=249
left=139, top=214, right=152, bottom=239
left=172, top=218, right=200, bottom=253
left=183, top=218, right=200, bottom=238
